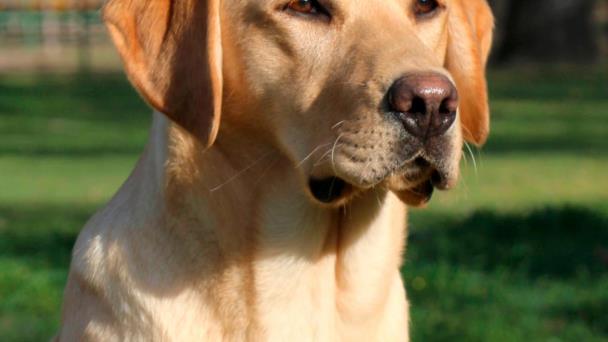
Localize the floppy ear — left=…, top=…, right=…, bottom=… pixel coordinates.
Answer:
left=445, top=0, right=494, bottom=146
left=103, top=0, right=223, bottom=148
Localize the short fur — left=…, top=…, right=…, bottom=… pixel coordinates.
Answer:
left=57, top=0, right=493, bottom=340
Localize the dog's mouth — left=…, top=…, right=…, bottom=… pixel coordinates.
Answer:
left=391, top=178, right=435, bottom=207
left=308, top=156, right=453, bottom=207
left=308, top=177, right=354, bottom=205
left=387, top=156, right=453, bottom=207
left=307, top=174, right=437, bottom=207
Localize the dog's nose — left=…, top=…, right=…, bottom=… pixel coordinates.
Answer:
left=388, top=73, right=458, bottom=139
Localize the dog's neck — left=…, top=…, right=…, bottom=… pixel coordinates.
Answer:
left=131, top=112, right=407, bottom=322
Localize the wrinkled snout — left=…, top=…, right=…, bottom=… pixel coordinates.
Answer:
left=388, top=73, right=459, bottom=141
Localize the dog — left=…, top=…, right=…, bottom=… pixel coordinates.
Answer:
left=56, top=0, right=493, bottom=340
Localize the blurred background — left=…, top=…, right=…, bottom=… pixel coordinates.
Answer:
left=0, top=0, right=606, bottom=341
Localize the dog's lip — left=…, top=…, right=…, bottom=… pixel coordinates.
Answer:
left=430, top=169, right=451, bottom=190
left=391, top=179, right=435, bottom=207
left=403, top=156, right=454, bottom=190
left=307, top=169, right=448, bottom=207
left=385, top=156, right=455, bottom=206
left=308, top=177, right=352, bottom=204
left=306, top=154, right=453, bottom=206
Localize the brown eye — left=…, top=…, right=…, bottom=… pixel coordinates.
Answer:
left=285, top=0, right=330, bottom=20
left=414, top=0, right=439, bottom=17
left=287, top=0, right=318, bottom=14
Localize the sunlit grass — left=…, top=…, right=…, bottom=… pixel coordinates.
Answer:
left=0, top=67, right=607, bottom=341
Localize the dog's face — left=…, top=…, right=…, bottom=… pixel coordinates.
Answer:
left=104, top=0, right=493, bottom=207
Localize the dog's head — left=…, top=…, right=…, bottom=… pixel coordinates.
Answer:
left=104, top=0, right=493, bottom=207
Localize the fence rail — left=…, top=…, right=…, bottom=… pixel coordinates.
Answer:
left=0, top=7, right=106, bottom=44
left=0, top=2, right=113, bottom=71
left=0, top=0, right=104, bottom=11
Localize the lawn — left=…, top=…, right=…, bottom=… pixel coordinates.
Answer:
left=1, top=67, right=607, bottom=341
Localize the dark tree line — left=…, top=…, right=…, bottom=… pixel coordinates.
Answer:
left=488, top=0, right=603, bottom=64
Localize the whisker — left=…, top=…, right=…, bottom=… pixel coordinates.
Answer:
left=209, top=152, right=274, bottom=192
left=373, top=187, right=383, bottom=208
left=313, top=147, right=335, bottom=167
left=252, top=156, right=281, bottom=187
left=330, top=134, right=345, bottom=175
left=461, top=145, right=470, bottom=169
left=296, top=143, right=332, bottom=168
left=327, top=177, right=337, bottom=202
left=475, top=145, right=483, bottom=169
left=463, top=141, right=478, bottom=177
left=332, top=120, right=347, bottom=130
left=457, top=166, right=470, bottom=200
left=461, top=124, right=474, bottom=142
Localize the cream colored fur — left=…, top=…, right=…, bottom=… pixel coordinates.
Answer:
left=56, top=0, right=493, bottom=340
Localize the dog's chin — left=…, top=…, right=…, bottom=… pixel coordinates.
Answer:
left=385, top=160, right=456, bottom=207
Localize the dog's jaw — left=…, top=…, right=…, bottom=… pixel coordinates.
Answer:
left=299, top=117, right=462, bottom=208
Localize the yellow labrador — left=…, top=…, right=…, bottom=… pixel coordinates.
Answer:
left=57, top=0, right=493, bottom=340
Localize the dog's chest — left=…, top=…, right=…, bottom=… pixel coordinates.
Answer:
left=242, top=191, right=409, bottom=340
left=83, top=182, right=410, bottom=341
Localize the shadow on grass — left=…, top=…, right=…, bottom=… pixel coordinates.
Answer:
left=1, top=203, right=607, bottom=340
left=0, top=145, right=145, bottom=158
left=0, top=72, right=148, bottom=123
left=2, top=204, right=607, bottom=284
left=2, top=203, right=607, bottom=284
left=408, top=206, right=608, bottom=280
left=0, top=204, right=92, bottom=269
left=0, top=204, right=94, bottom=342
left=404, top=206, right=608, bottom=341
left=482, top=108, right=608, bottom=156
left=550, top=297, right=608, bottom=335
left=488, top=69, right=608, bottom=102
left=0, top=72, right=150, bottom=158
left=483, top=67, right=608, bottom=156
left=484, top=136, right=608, bottom=156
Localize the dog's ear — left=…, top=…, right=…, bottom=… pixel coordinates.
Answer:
left=445, top=0, right=493, bottom=146
left=103, top=0, right=223, bottom=148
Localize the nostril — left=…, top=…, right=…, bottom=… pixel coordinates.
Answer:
left=410, top=97, right=426, bottom=115
left=431, top=170, right=446, bottom=189
left=414, top=156, right=430, bottom=168
left=431, top=170, right=442, bottom=183
left=439, top=98, right=456, bottom=116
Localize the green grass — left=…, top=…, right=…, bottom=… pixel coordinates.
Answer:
left=0, top=73, right=148, bottom=341
left=1, top=67, right=607, bottom=341
left=403, top=66, right=608, bottom=341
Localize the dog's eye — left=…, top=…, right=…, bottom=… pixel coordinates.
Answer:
left=287, top=0, right=316, bottom=14
left=414, top=0, right=439, bottom=17
left=285, top=0, right=329, bottom=19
